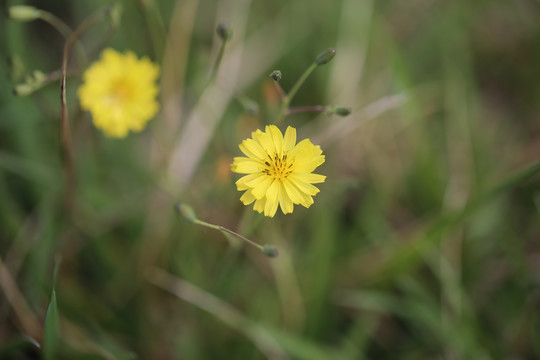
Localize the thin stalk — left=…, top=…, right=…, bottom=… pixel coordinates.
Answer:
left=272, top=80, right=286, bottom=100
left=139, top=0, right=167, bottom=61
left=37, top=10, right=88, bottom=63
left=206, top=39, right=228, bottom=88
left=275, top=62, right=317, bottom=125
left=287, top=105, right=326, bottom=115
left=60, top=6, right=109, bottom=211
left=193, top=219, right=264, bottom=251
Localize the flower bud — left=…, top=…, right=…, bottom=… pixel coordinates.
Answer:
left=216, top=23, right=233, bottom=41
left=315, top=48, right=336, bottom=66
left=9, top=5, right=40, bottom=22
left=13, top=70, right=46, bottom=96
left=334, top=106, right=351, bottom=117
left=13, top=84, right=33, bottom=97
left=175, top=203, right=197, bottom=222
left=262, top=244, right=279, bottom=258
left=325, top=105, right=351, bottom=117
left=269, top=70, right=282, bottom=82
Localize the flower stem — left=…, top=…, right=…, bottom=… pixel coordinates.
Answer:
left=287, top=105, right=326, bottom=115
left=193, top=219, right=264, bottom=251
left=273, top=80, right=286, bottom=100
left=206, top=35, right=228, bottom=88
left=175, top=203, right=277, bottom=256
left=60, top=6, right=110, bottom=211
left=37, top=10, right=88, bottom=63
left=275, top=62, right=317, bottom=125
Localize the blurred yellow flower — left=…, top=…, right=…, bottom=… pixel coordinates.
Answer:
left=231, top=125, right=326, bottom=217
left=78, top=48, right=159, bottom=138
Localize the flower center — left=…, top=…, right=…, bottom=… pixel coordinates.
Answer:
left=108, top=79, right=133, bottom=103
left=263, top=154, right=293, bottom=180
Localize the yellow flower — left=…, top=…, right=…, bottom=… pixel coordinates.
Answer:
left=78, top=48, right=159, bottom=138
left=231, top=125, right=326, bottom=217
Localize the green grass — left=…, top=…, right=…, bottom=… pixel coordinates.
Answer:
left=1, top=0, right=539, bottom=359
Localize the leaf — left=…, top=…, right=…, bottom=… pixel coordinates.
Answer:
left=43, top=258, right=61, bottom=360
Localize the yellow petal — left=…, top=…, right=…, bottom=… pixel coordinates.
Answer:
left=268, top=125, right=284, bottom=156
left=289, top=140, right=325, bottom=173
left=254, top=127, right=276, bottom=155
left=300, top=195, right=314, bottom=208
left=240, top=190, right=256, bottom=205
left=236, top=173, right=262, bottom=190
left=282, top=178, right=305, bottom=204
left=239, top=138, right=267, bottom=160
left=251, top=175, right=274, bottom=199
left=283, top=178, right=314, bottom=206
left=253, top=198, right=266, bottom=213
left=294, top=172, right=326, bottom=184
left=231, top=158, right=263, bottom=174
left=278, top=182, right=294, bottom=214
left=283, top=126, right=296, bottom=152
left=264, top=180, right=280, bottom=217
left=288, top=173, right=320, bottom=196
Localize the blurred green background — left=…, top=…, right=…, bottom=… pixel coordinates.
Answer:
left=1, top=0, right=540, bottom=359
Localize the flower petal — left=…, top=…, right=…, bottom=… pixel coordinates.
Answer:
left=264, top=179, right=280, bottom=217
left=282, top=178, right=305, bottom=204
left=288, top=173, right=320, bottom=196
left=254, top=127, right=276, bottom=155
left=268, top=125, right=284, bottom=156
left=231, top=157, right=264, bottom=174
left=294, top=172, right=326, bottom=184
left=283, top=126, right=296, bottom=153
left=239, top=138, right=267, bottom=160
left=236, top=173, right=262, bottom=190
left=240, top=190, right=256, bottom=205
left=283, top=178, right=314, bottom=207
left=290, top=140, right=325, bottom=173
left=278, top=182, right=294, bottom=214
left=253, top=198, right=266, bottom=213
left=250, top=175, right=274, bottom=199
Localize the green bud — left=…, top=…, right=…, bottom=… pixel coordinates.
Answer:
left=216, top=23, right=233, bottom=41
left=326, top=105, right=351, bottom=117
left=13, top=70, right=47, bottom=96
left=13, top=84, right=33, bottom=96
left=269, top=70, right=282, bottom=82
left=9, top=5, right=40, bottom=22
left=334, top=106, right=351, bottom=117
left=262, top=244, right=279, bottom=258
left=175, top=203, right=197, bottom=222
left=32, top=70, right=45, bottom=83
left=315, top=48, right=336, bottom=66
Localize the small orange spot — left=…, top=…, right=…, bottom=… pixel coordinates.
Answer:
left=215, top=155, right=233, bottom=183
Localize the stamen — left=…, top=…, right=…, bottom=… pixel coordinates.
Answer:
left=262, top=153, right=295, bottom=180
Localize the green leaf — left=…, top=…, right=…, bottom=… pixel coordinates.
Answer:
left=43, top=258, right=61, bottom=360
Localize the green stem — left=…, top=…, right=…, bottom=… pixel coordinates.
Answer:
left=139, top=0, right=167, bottom=61
left=275, top=62, right=317, bottom=125
left=206, top=39, right=228, bottom=88
left=37, top=10, right=88, bottom=63
left=287, top=105, right=326, bottom=115
left=38, top=11, right=72, bottom=38
left=193, top=219, right=264, bottom=251
left=59, top=6, right=110, bottom=213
